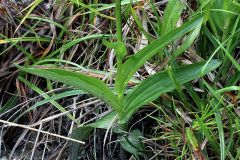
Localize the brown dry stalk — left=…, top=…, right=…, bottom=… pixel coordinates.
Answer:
left=0, top=119, right=85, bottom=144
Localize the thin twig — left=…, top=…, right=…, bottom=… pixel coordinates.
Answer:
left=0, top=119, right=85, bottom=144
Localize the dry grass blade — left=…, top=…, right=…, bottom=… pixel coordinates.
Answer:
left=0, top=119, right=85, bottom=144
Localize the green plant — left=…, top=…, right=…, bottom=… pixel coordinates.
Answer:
left=16, top=0, right=222, bottom=159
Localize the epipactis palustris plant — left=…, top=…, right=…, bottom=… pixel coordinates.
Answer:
left=17, top=2, right=221, bottom=127
left=16, top=0, right=222, bottom=157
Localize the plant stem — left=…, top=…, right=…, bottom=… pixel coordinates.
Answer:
left=115, top=0, right=126, bottom=125
left=115, top=0, right=124, bottom=100
left=115, top=0, right=122, bottom=42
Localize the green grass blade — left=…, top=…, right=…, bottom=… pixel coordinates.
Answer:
left=122, top=60, right=221, bottom=123
left=0, top=37, right=51, bottom=44
left=70, top=0, right=115, bottom=20
left=195, top=114, right=218, bottom=150
left=79, top=0, right=142, bottom=16
left=227, top=71, right=240, bottom=86
left=0, top=96, right=18, bottom=114
left=15, top=0, right=43, bottom=33
left=210, top=0, right=232, bottom=32
left=172, top=22, right=202, bottom=59
left=34, top=59, right=86, bottom=70
left=213, top=36, right=240, bottom=72
left=46, top=34, right=110, bottom=58
left=130, top=6, right=153, bottom=41
left=215, top=86, right=240, bottom=94
left=27, top=16, right=71, bottom=35
left=25, top=90, right=86, bottom=112
left=18, top=76, right=76, bottom=121
left=185, top=127, right=199, bottom=152
left=215, top=110, right=226, bottom=160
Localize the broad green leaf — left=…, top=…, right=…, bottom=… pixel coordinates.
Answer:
left=116, top=15, right=204, bottom=95
left=17, top=65, right=122, bottom=114
left=161, top=0, right=185, bottom=35
left=87, top=111, right=118, bottom=129
left=122, top=60, right=221, bottom=123
left=70, top=126, right=93, bottom=160
left=69, top=111, right=118, bottom=160
left=119, top=129, right=144, bottom=156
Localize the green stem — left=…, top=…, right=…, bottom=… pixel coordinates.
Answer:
left=115, top=0, right=122, bottom=42
left=117, top=58, right=123, bottom=98
left=115, top=0, right=126, bottom=126
left=115, top=0, right=124, bottom=99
